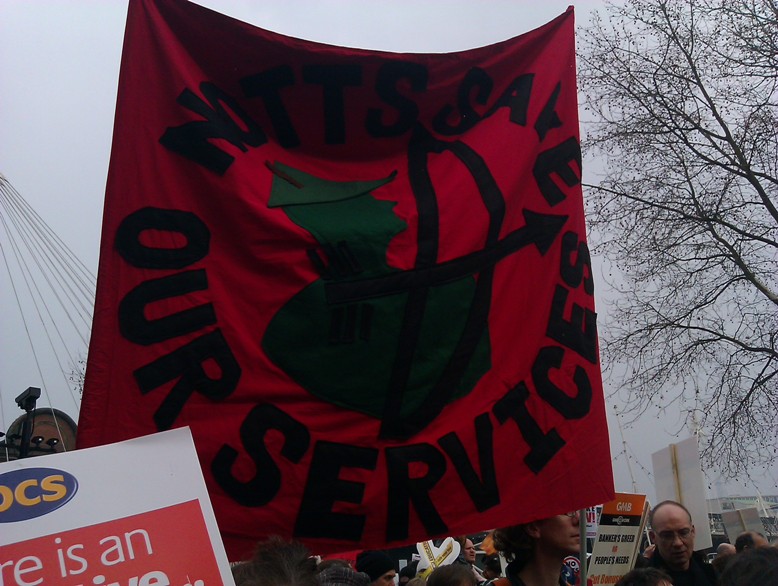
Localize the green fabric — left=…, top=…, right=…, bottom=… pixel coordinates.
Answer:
left=263, top=164, right=490, bottom=419
left=268, top=161, right=397, bottom=208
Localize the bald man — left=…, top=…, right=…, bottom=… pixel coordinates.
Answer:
left=734, top=530, right=769, bottom=552
left=647, top=500, right=716, bottom=586
left=711, top=542, right=735, bottom=574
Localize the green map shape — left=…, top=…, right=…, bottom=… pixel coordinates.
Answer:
left=262, top=162, right=490, bottom=420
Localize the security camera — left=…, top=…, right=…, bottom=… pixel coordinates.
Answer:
left=15, top=386, right=41, bottom=411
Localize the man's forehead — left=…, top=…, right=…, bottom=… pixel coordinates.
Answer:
left=652, top=503, right=692, bottom=527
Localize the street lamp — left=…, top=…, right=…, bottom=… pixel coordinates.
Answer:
left=15, top=386, right=40, bottom=459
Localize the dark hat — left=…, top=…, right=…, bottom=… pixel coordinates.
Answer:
left=399, top=561, right=419, bottom=580
left=356, top=551, right=395, bottom=582
left=318, top=566, right=371, bottom=586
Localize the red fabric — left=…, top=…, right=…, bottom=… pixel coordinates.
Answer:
left=78, top=0, right=613, bottom=560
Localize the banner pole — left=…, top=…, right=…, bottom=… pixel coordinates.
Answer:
left=670, top=443, right=683, bottom=503
left=579, top=508, right=588, bottom=585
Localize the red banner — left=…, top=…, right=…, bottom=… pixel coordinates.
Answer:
left=78, top=0, right=613, bottom=559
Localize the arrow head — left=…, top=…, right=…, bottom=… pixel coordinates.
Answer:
left=522, top=209, right=568, bottom=255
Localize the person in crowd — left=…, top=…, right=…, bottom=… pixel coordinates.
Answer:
left=356, top=551, right=397, bottom=586
left=640, top=544, right=656, bottom=560
left=318, top=559, right=353, bottom=572
left=231, top=536, right=318, bottom=586
left=489, top=510, right=582, bottom=586
left=481, top=554, right=503, bottom=583
left=710, top=542, right=735, bottom=574
left=646, top=500, right=715, bottom=586
left=399, top=561, right=420, bottom=586
left=462, top=538, right=486, bottom=582
left=317, top=565, right=371, bottom=586
left=733, top=529, right=769, bottom=552
left=614, top=568, right=673, bottom=586
left=428, top=564, right=478, bottom=586
left=715, top=542, right=735, bottom=557
left=407, top=578, right=427, bottom=586
left=231, top=561, right=254, bottom=585
left=718, top=546, right=778, bottom=586
left=632, top=545, right=653, bottom=569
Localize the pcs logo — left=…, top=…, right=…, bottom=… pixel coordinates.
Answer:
left=0, top=467, right=78, bottom=522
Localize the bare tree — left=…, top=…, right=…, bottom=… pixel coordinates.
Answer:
left=68, top=353, right=87, bottom=396
left=578, top=0, right=777, bottom=477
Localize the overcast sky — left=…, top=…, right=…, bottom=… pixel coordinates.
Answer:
left=1, top=0, right=774, bottom=505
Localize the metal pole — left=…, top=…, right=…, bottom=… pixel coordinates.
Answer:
left=579, top=508, right=588, bottom=585
left=18, top=410, right=34, bottom=459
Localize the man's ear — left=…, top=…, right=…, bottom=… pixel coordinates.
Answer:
left=649, top=530, right=656, bottom=543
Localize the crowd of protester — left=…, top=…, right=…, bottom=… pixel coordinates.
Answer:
left=230, top=500, right=778, bottom=586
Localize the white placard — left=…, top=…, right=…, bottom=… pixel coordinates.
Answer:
left=651, top=436, right=712, bottom=550
left=721, top=507, right=764, bottom=541
left=587, top=493, right=648, bottom=584
left=0, top=427, right=235, bottom=586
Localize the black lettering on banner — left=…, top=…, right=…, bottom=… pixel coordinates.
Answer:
left=385, top=443, right=448, bottom=541
left=560, top=231, right=594, bottom=295
left=133, top=329, right=241, bottom=430
left=534, top=82, right=563, bottom=141
left=532, top=137, right=581, bottom=207
left=212, top=403, right=310, bottom=507
left=378, top=125, right=506, bottom=440
left=366, top=61, right=427, bottom=138
left=240, top=65, right=300, bottom=148
left=546, top=285, right=598, bottom=364
left=116, top=207, right=210, bottom=270
left=295, top=441, right=379, bottom=540
left=119, top=270, right=216, bottom=345
left=492, top=382, right=565, bottom=473
left=532, top=346, right=592, bottom=419
left=437, top=413, right=499, bottom=512
left=432, top=67, right=493, bottom=135
left=159, top=82, right=267, bottom=175
left=302, top=64, right=363, bottom=144
left=485, top=74, right=534, bottom=126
